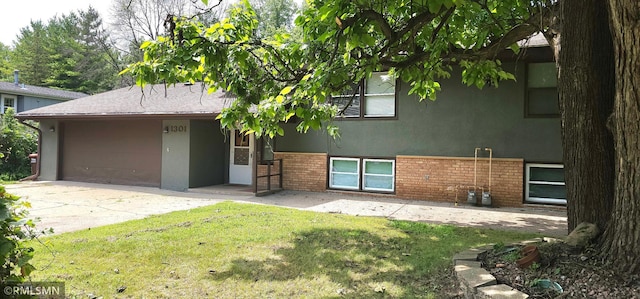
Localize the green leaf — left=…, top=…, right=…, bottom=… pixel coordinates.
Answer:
left=509, top=43, right=520, bottom=54
left=21, top=264, right=36, bottom=277
left=0, top=239, right=15, bottom=257
left=280, top=86, right=293, bottom=95
left=222, top=23, right=236, bottom=30
left=428, top=0, right=443, bottom=13
left=140, top=41, right=153, bottom=49
left=317, top=30, right=334, bottom=42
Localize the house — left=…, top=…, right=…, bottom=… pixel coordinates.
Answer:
left=1, top=71, right=87, bottom=114
left=15, top=84, right=235, bottom=191
left=274, top=45, right=563, bottom=207
left=15, top=42, right=564, bottom=207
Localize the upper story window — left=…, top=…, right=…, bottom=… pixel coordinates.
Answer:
left=0, top=95, right=16, bottom=114
left=332, top=72, right=397, bottom=119
left=526, top=62, right=559, bottom=118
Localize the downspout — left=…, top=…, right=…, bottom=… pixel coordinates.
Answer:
left=18, top=119, right=42, bottom=181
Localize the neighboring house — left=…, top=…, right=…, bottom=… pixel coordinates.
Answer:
left=1, top=71, right=87, bottom=114
left=16, top=41, right=564, bottom=208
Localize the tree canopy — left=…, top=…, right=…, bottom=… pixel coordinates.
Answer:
left=9, top=7, right=120, bottom=94
left=126, top=0, right=555, bottom=137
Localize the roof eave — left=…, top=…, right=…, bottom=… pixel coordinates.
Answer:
left=15, top=112, right=220, bottom=120
left=0, top=89, right=85, bottom=101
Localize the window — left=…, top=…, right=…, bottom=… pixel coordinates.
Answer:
left=329, top=158, right=360, bottom=190
left=525, top=163, right=566, bottom=205
left=257, top=136, right=275, bottom=163
left=1, top=95, right=16, bottom=114
left=363, top=159, right=395, bottom=192
left=332, top=72, right=397, bottom=118
left=332, top=83, right=361, bottom=118
left=526, top=63, right=559, bottom=117
left=329, top=157, right=395, bottom=192
left=364, top=73, right=396, bottom=117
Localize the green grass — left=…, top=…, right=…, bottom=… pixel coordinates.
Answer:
left=29, top=202, right=538, bottom=298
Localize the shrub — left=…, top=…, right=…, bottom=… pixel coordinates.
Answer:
left=0, top=108, right=37, bottom=181
left=0, top=185, right=37, bottom=283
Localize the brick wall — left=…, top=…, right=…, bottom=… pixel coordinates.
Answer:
left=273, top=152, right=524, bottom=207
left=396, top=156, right=523, bottom=207
left=273, top=152, right=327, bottom=192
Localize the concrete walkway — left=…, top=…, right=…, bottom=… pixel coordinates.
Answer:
left=5, top=181, right=568, bottom=237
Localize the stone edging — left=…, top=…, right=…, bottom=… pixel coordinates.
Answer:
left=453, top=238, right=557, bottom=299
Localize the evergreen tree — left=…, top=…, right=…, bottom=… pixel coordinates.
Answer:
left=9, top=7, right=121, bottom=94
left=11, top=21, right=51, bottom=86
left=0, top=43, right=13, bottom=82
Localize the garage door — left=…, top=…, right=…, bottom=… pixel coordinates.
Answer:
left=61, top=120, right=162, bottom=187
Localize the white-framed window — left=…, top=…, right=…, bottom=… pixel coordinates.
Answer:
left=329, top=157, right=395, bottom=192
left=332, top=72, right=397, bottom=118
left=1, top=95, right=17, bottom=114
left=363, top=159, right=395, bottom=192
left=525, top=163, right=566, bottom=205
left=329, top=157, right=360, bottom=190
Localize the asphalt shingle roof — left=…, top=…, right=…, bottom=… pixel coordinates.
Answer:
left=518, top=33, right=549, bottom=48
left=16, top=83, right=235, bottom=119
left=0, top=82, right=87, bottom=100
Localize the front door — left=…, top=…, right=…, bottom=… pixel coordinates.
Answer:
left=229, top=130, right=253, bottom=185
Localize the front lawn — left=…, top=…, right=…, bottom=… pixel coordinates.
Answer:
left=29, top=202, right=537, bottom=298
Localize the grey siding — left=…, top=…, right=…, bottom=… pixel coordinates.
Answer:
left=38, top=120, right=60, bottom=181
left=17, top=96, right=24, bottom=112
left=278, top=62, right=562, bottom=163
left=189, top=120, right=226, bottom=188
left=161, top=120, right=190, bottom=191
left=20, top=96, right=64, bottom=112
left=276, top=126, right=329, bottom=153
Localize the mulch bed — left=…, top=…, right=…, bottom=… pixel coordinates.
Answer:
left=478, top=241, right=640, bottom=298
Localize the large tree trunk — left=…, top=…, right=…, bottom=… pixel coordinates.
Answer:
left=556, top=0, right=616, bottom=232
left=602, top=0, right=640, bottom=274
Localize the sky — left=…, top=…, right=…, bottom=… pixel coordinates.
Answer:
left=0, top=1, right=112, bottom=45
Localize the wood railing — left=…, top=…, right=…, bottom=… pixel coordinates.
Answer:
left=254, top=159, right=283, bottom=195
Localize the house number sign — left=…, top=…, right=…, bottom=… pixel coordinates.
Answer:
left=167, top=125, right=187, bottom=133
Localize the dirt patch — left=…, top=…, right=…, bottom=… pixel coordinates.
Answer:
left=479, top=241, right=640, bottom=298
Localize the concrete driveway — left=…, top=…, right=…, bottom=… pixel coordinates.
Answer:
left=5, top=181, right=568, bottom=237
left=6, top=181, right=251, bottom=234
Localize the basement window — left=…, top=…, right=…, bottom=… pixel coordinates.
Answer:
left=363, top=159, right=395, bottom=192
left=525, top=163, right=566, bottom=205
left=329, top=157, right=360, bottom=190
left=329, top=157, right=395, bottom=193
left=526, top=62, right=559, bottom=117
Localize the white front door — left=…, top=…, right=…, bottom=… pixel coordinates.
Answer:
left=229, top=130, right=253, bottom=185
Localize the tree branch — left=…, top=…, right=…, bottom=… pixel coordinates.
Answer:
left=379, top=1, right=558, bottom=68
